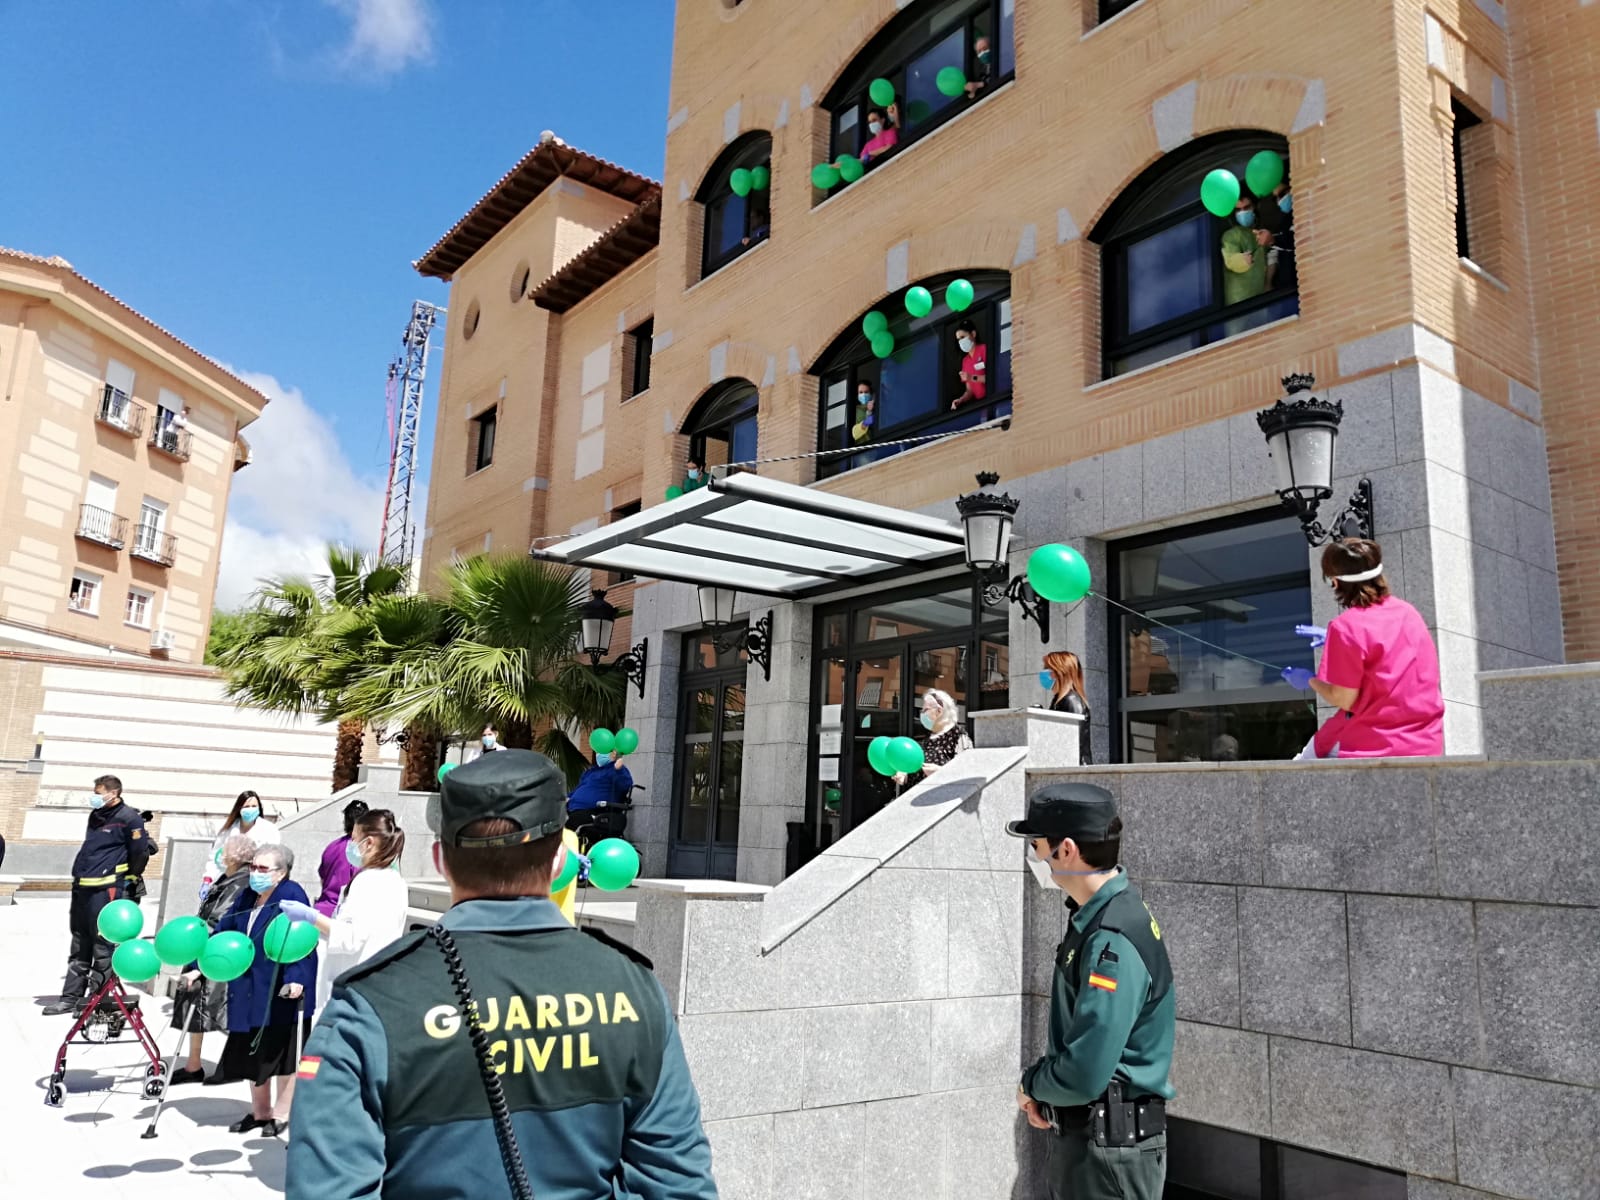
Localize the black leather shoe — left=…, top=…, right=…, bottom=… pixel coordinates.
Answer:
left=256, top=1119, right=284, bottom=1138
left=41, top=999, right=80, bottom=1016
left=170, top=1068, right=205, bottom=1086
left=229, top=1115, right=265, bottom=1134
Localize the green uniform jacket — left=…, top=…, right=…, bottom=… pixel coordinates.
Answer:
left=1221, top=224, right=1268, bottom=306
left=1022, top=871, right=1176, bottom=1108
left=285, top=897, right=717, bottom=1200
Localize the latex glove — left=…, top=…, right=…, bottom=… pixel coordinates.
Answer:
left=1294, top=623, right=1327, bottom=649
left=1282, top=667, right=1315, bottom=690
left=893, top=772, right=907, bottom=786
left=276, top=899, right=317, bottom=924
left=180, top=970, right=202, bottom=989
left=279, top=983, right=304, bottom=1000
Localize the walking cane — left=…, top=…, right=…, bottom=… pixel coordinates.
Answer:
left=141, top=981, right=199, bottom=1139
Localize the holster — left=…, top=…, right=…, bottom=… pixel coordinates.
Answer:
left=1078, top=1080, right=1167, bottom=1146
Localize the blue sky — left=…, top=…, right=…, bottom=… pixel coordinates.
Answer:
left=2, top=0, right=674, bottom=604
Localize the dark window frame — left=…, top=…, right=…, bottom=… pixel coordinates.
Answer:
left=608, top=500, right=642, bottom=583
left=1451, top=98, right=1483, bottom=263
left=697, top=133, right=773, bottom=279
left=812, top=271, right=1012, bottom=479
left=821, top=0, right=1015, bottom=190
left=1099, top=0, right=1145, bottom=24
left=684, top=380, right=761, bottom=473
left=626, top=317, right=654, bottom=399
left=472, top=406, right=497, bottom=473
left=1095, top=131, right=1299, bottom=379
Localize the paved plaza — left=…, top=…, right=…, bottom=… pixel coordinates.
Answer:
left=0, top=896, right=283, bottom=1197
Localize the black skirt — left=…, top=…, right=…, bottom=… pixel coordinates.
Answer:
left=213, top=1020, right=313, bottom=1085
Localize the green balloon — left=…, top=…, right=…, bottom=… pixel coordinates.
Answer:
left=1027, top=543, right=1093, bottom=604
left=112, top=939, right=160, bottom=983
left=750, top=165, right=770, bottom=191
left=551, top=843, right=581, bottom=893
left=936, top=66, right=967, bottom=98
left=437, top=761, right=456, bottom=783
left=198, top=931, right=255, bottom=983
left=862, top=310, right=889, bottom=338
left=154, top=916, right=210, bottom=967
left=263, top=913, right=320, bottom=965
left=665, top=485, right=684, bottom=500
left=1244, top=150, right=1284, bottom=198
left=614, top=727, right=640, bottom=755
left=868, top=77, right=896, bottom=108
left=589, top=728, right=616, bottom=755
left=837, top=154, right=864, bottom=183
left=888, top=736, right=926, bottom=775
left=811, top=163, right=841, bottom=190
left=824, top=787, right=842, bottom=812
left=866, top=735, right=895, bottom=776
left=1200, top=168, right=1241, bottom=218
left=870, top=331, right=896, bottom=359
left=588, top=838, right=641, bottom=891
left=904, top=286, right=934, bottom=318
left=729, top=168, right=753, bottom=197
left=97, top=898, right=144, bottom=945
left=945, top=278, right=975, bottom=312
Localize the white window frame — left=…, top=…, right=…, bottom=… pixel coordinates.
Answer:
left=137, top=496, right=168, bottom=551
left=69, top=572, right=102, bottom=616
left=125, top=587, right=155, bottom=629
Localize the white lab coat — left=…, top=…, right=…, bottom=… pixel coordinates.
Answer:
left=200, top=817, right=282, bottom=888
left=314, top=867, right=409, bottom=1013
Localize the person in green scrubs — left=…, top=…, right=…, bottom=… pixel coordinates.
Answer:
left=1009, top=782, right=1176, bottom=1200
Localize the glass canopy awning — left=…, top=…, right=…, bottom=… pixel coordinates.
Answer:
left=530, top=472, right=967, bottom=599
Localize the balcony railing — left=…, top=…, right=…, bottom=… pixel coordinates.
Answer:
left=130, top=525, right=177, bottom=567
left=76, top=504, right=129, bottom=550
left=149, top=420, right=192, bottom=461
left=96, top=385, right=146, bottom=437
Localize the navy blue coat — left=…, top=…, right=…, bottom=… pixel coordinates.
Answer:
left=217, top=880, right=318, bottom=1031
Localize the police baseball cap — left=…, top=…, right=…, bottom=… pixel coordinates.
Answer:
left=1005, top=782, right=1118, bottom=842
left=439, top=749, right=568, bottom=848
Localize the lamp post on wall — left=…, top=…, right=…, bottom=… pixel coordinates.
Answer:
left=578, top=589, right=649, bottom=699
left=955, top=472, right=1050, bottom=641
left=696, top=585, right=773, bottom=682
left=1256, top=373, right=1375, bottom=546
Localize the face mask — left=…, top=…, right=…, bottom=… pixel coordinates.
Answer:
left=1277, top=194, right=1292, bottom=214
left=858, top=393, right=872, bottom=405
left=249, top=871, right=275, bottom=894
left=920, top=710, right=936, bottom=731
left=1039, top=671, right=1055, bottom=690
left=482, top=735, right=497, bottom=749
left=346, top=840, right=366, bottom=869
left=868, top=121, right=883, bottom=136
left=687, top=469, right=700, bottom=480
left=239, top=807, right=259, bottom=824
left=1236, top=210, right=1256, bottom=228
left=958, top=337, right=974, bottom=352
left=90, top=794, right=107, bottom=810
left=596, top=752, right=613, bottom=766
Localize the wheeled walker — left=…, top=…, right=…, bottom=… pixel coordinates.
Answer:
left=43, top=974, right=165, bottom=1108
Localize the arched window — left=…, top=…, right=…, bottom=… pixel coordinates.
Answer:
left=684, top=381, right=760, bottom=475
left=1095, top=132, right=1297, bottom=378
left=813, top=271, right=1011, bottom=480
left=820, top=0, right=1014, bottom=189
left=697, top=133, right=772, bottom=278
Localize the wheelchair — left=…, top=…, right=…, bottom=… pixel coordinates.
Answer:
left=567, top=784, right=643, bottom=857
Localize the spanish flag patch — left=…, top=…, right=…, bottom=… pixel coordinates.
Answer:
left=1087, top=973, right=1118, bottom=993
left=297, top=1056, right=321, bottom=1080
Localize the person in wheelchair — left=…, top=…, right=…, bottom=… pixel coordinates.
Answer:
left=565, top=747, right=634, bottom=852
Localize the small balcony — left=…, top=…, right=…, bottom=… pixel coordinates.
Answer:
left=149, top=420, right=192, bottom=461
left=75, top=505, right=128, bottom=550
left=96, top=385, right=146, bottom=438
left=130, top=525, right=177, bottom=567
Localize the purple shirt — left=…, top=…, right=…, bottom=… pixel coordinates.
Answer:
left=315, top=835, right=357, bottom=917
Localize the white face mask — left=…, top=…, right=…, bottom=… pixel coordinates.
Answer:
left=868, top=120, right=884, bottom=136
left=958, top=337, right=975, bottom=353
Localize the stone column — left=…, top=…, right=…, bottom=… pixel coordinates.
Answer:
left=736, top=600, right=811, bottom=885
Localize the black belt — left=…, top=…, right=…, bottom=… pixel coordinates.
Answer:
left=1048, top=1081, right=1166, bottom=1146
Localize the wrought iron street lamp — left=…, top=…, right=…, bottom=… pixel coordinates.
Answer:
left=578, top=589, right=649, bottom=698
left=696, top=586, right=774, bottom=682
left=1256, top=373, right=1375, bottom=546
left=955, top=472, right=1049, bottom=641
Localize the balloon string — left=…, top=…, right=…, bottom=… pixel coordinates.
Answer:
left=1090, top=590, right=1289, bottom=675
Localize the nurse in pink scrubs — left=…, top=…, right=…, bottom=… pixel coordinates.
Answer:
left=1282, top=538, right=1445, bottom=758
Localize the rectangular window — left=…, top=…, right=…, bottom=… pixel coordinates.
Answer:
left=84, top=473, right=118, bottom=514
left=69, top=572, right=101, bottom=616
left=627, top=319, right=654, bottom=398
left=125, top=587, right=154, bottom=628
left=473, top=407, right=497, bottom=473
left=1451, top=98, right=1482, bottom=262
left=136, top=497, right=167, bottom=553
left=609, top=501, right=641, bottom=583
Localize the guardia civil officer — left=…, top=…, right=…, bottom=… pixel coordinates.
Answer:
left=286, top=748, right=718, bottom=1199
left=44, top=774, right=150, bottom=1015
left=1009, top=782, right=1175, bottom=1200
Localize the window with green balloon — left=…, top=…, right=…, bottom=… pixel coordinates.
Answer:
left=696, top=131, right=772, bottom=280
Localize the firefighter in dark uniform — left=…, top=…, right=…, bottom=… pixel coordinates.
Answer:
left=43, top=774, right=150, bottom=1015
left=287, top=748, right=718, bottom=1200
left=1008, top=782, right=1176, bottom=1200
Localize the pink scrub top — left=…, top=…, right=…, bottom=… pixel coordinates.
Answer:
left=860, top=126, right=899, bottom=163
left=1313, top=596, right=1444, bottom=758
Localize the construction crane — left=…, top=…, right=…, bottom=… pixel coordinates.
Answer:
left=377, top=300, right=443, bottom=572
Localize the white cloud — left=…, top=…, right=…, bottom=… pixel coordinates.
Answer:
left=214, top=369, right=407, bottom=610
left=325, top=0, right=435, bottom=75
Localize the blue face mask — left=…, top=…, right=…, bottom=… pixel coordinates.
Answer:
left=920, top=711, right=936, bottom=731
left=1235, top=210, right=1256, bottom=228
left=346, top=839, right=366, bottom=869
left=482, top=735, right=497, bottom=749
left=1277, top=194, right=1292, bottom=214
left=239, top=807, right=259, bottom=824
left=687, top=468, right=700, bottom=480
left=249, top=871, right=275, bottom=894
left=596, top=752, right=613, bottom=766
left=90, top=794, right=107, bottom=810
left=858, top=393, right=872, bottom=406
left=1039, top=671, right=1055, bottom=690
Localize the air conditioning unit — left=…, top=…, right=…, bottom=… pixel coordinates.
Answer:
left=150, top=629, right=177, bottom=651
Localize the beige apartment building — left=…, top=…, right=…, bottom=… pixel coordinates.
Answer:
left=0, top=249, right=268, bottom=663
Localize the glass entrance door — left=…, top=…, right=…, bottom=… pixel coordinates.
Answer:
left=669, top=630, right=747, bottom=879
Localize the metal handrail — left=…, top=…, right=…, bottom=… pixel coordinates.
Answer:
left=76, top=504, right=129, bottom=549
left=149, top=418, right=192, bottom=460
left=96, top=385, right=146, bottom=436
left=130, top=525, right=177, bottom=566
